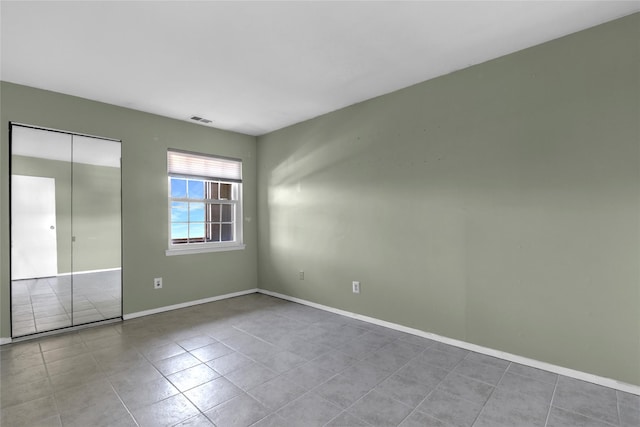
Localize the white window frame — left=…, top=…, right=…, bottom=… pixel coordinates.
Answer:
left=165, top=150, right=245, bottom=256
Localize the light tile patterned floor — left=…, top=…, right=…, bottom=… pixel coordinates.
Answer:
left=11, top=270, right=122, bottom=336
left=1, top=293, right=638, bottom=426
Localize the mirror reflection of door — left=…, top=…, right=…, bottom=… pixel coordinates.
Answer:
left=10, top=124, right=122, bottom=337
left=11, top=175, right=59, bottom=280
left=70, top=135, right=122, bottom=326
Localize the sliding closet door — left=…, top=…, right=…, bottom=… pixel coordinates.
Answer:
left=10, top=124, right=122, bottom=337
left=11, top=126, right=73, bottom=335
left=71, top=135, right=122, bottom=325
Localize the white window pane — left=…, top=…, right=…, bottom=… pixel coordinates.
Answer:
left=189, top=203, right=205, bottom=222
left=208, top=182, right=219, bottom=199
left=172, top=223, right=188, bottom=239
left=171, top=178, right=187, bottom=198
left=210, top=204, right=221, bottom=222
left=188, top=180, right=204, bottom=199
left=221, top=224, right=233, bottom=241
left=171, top=202, right=188, bottom=222
left=220, top=183, right=232, bottom=200
left=189, top=223, right=205, bottom=239
left=221, top=204, right=232, bottom=222
left=211, top=223, right=221, bottom=242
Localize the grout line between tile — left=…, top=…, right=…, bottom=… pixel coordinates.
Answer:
left=544, top=375, right=560, bottom=427
left=397, top=346, right=471, bottom=427
left=549, top=405, right=620, bottom=427
left=615, top=389, right=623, bottom=427
left=109, top=380, right=141, bottom=427
left=469, top=361, right=511, bottom=426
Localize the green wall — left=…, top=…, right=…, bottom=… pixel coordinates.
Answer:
left=71, top=161, right=121, bottom=272
left=257, top=14, right=640, bottom=385
left=12, top=155, right=121, bottom=273
left=0, top=82, right=258, bottom=338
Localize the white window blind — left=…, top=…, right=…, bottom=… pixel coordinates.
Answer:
left=167, top=150, right=242, bottom=182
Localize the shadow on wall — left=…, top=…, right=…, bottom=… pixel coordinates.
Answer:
left=262, top=98, right=471, bottom=332
left=265, top=113, right=376, bottom=293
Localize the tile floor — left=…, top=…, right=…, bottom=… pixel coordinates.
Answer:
left=11, top=270, right=122, bottom=336
left=1, top=293, right=638, bottom=427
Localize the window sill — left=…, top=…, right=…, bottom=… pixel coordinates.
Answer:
left=165, top=244, right=246, bottom=256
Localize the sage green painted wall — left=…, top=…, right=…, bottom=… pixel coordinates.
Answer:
left=0, top=82, right=258, bottom=338
left=257, top=14, right=640, bottom=385
left=71, top=161, right=121, bottom=272
left=12, top=155, right=121, bottom=273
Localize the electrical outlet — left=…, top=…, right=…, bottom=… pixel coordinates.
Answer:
left=299, top=270, right=304, bottom=280
left=352, top=281, right=360, bottom=294
left=154, top=277, right=163, bottom=289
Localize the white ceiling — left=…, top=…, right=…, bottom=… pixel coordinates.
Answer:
left=1, top=1, right=638, bottom=136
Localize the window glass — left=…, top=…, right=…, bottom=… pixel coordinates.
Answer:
left=220, top=183, right=232, bottom=200
left=171, top=178, right=187, bottom=198
left=189, top=223, right=205, bottom=239
left=211, top=204, right=221, bottom=222
left=210, top=182, right=219, bottom=199
left=221, top=224, right=233, bottom=241
left=188, top=180, right=204, bottom=199
left=189, top=203, right=205, bottom=222
left=171, top=202, right=188, bottom=222
left=211, top=224, right=221, bottom=242
left=221, top=204, right=232, bottom=222
left=172, top=223, right=188, bottom=240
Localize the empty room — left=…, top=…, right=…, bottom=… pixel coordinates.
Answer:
left=0, top=1, right=638, bottom=426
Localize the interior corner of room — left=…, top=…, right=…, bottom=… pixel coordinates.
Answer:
left=0, top=10, right=638, bottom=394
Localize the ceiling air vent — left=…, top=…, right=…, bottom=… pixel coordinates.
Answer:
left=190, top=116, right=212, bottom=124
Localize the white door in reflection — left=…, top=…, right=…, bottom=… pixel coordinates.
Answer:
left=11, top=175, right=59, bottom=280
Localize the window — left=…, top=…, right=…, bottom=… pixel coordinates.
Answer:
left=166, top=149, right=244, bottom=255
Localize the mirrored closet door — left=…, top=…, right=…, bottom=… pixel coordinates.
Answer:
left=10, top=123, right=122, bottom=337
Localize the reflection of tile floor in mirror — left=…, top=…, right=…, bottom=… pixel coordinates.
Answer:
left=11, top=270, right=121, bottom=337
left=1, top=293, right=638, bottom=427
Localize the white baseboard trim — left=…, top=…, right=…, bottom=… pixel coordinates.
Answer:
left=10, top=318, right=122, bottom=344
left=57, top=267, right=121, bottom=277
left=258, top=289, right=640, bottom=396
left=0, top=337, right=12, bottom=345
left=123, top=288, right=258, bottom=320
